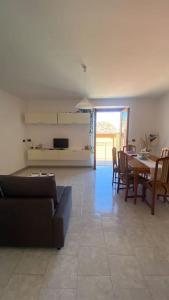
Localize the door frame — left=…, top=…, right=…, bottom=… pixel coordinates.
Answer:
left=120, top=107, right=130, bottom=149
left=93, top=107, right=130, bottom=169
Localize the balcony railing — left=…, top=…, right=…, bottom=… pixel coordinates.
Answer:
left=96, top=133, right=120, bottom=161
left=96, top=142, right=113, bottom=161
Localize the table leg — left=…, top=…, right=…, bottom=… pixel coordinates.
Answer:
left=134, top=173, right=138, bottom=204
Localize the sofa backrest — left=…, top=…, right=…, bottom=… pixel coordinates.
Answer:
left=0, top=175, right=58, bottom=203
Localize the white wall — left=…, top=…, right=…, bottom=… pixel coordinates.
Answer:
left=25, top=99, right=90, bottom=150
left=0, top=91, right=162, bottom=173
left=25, top=97, right=159, bottom=155
left=0, top=90, right=25, bottom=174
left=157, top=94, right=169, bottom=150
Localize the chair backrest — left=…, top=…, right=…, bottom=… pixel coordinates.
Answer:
left=161, top=147, right=169, bottom=158
left=112, top=147, right=117, bottom=168
left=154, top=157, right=169, bottom=184
left=118, top=151, right=128, bottom=175
left=123, top=144, right=136, bottom=153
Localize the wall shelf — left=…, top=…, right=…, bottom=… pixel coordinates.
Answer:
left=24, top=113, right=58, bottom=124
left=58, top=113, right=90, bottom=124
left=24, top=112, right=90, bottom=125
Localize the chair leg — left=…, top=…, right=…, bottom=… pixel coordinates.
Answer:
left=163, top=195, right=167, bottom=203
left=112, top=171, right=116, bottom=186
left=112, top=171, right=118, bottom=186
left=117, top=177, right=120, bottom=193
left=151, top=191, right=156, bottom=215
left=114, top=171, right=116, bottom=183
left=133, top=175, right=138, bottom=205
left=125, top=183, right=129, bottom=202
left=114, top=172, right=117, bottom=182
left=142, top=185, right=146, bottom=202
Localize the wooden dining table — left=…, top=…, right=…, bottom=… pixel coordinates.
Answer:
left=127, top=154, right=158, bottom=204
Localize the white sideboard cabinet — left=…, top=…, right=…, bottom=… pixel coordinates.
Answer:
left=27, top=149, right=91, bottom=161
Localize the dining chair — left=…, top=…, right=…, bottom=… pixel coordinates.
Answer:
left=112, top=147, right=118, bottom=185
left=117, top=151, right=145, bottom=202
left=144, top=156, right=169, bottom=215
left=117, top=151, right=135, bottom=201
left=123, top=144, right=136, bottom=153
left=161, top=147, right=169, bottom=158
left=117, top=151, right=127, bottom=194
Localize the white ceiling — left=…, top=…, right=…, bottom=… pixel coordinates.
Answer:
left=0, top=0, right=169, bottom=100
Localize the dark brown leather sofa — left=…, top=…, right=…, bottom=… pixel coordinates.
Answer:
left=0, top=175, right=72, bottom=249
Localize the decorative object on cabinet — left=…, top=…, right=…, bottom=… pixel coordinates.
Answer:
left=140, top=133, right=159, bottom=152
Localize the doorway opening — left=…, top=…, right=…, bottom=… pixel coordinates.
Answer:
left=96, top=111, right=120, bottom=165
left=93, top=108, right=129, bottom=168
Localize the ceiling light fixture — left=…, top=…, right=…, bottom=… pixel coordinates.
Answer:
left=75, top=64, right=93, bottom=111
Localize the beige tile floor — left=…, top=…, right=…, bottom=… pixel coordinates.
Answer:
left=1, top=166, right=169, bottom=300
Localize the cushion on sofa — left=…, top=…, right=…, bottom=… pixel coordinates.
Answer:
left=0, top=175, right=59, bottom=204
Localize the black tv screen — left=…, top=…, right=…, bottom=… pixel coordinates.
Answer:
left=53, top=138, right=69, bottom=149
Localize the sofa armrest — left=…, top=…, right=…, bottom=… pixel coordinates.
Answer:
left=53, top=186, right=72, bottom=248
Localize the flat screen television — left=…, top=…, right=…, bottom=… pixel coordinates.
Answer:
left=53, top=138, right=69, bottom=149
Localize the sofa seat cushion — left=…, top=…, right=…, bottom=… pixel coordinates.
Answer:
left=0, top=175, right=59, bottom=204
